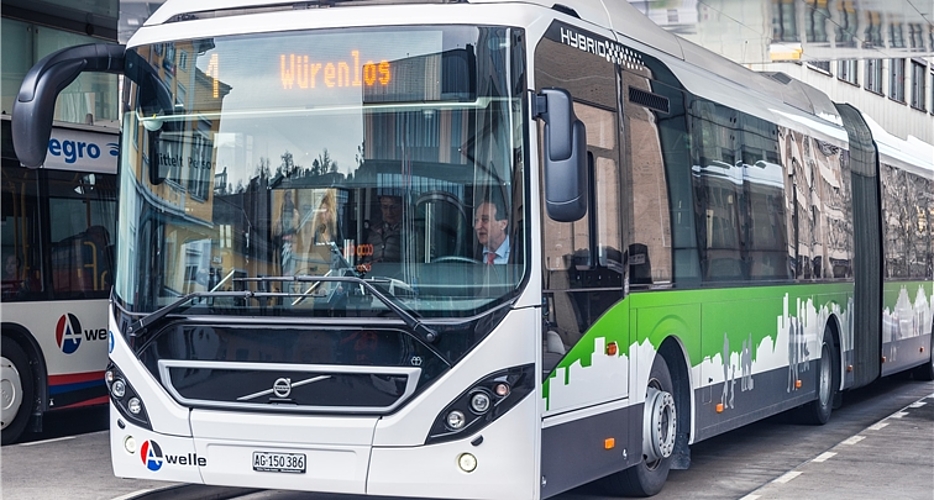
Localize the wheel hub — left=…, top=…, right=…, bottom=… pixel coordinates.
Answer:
left=1, top=356, right=24, bottom=430
left=643, top=386, right=677, bottom=463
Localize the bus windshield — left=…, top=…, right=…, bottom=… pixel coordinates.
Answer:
left=115, top=25, right=527, bottom=318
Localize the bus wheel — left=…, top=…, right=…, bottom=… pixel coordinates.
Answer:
left=797, top=331, right=836, bottom=425
left=1, top=337, right=34, bottom=444
left=912, top=331, right=934, bottom=381
left=602, top=355, right=676, bottom=497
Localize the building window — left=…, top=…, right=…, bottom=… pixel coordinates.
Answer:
left=908, top=23, right=924, bottom=49
left=809, top=61, right=831, bottom=74
left=835, top=1, right=858, bottom=47
left=806, top=0, right=831, bottom=43
left=1, top=18, right=118, bottom=124
left=910, top=60, right=927, bottom=111
left=837, top=59, right=858, bottom=85
left=889, top=58, right=905, bottom=103
left=865, top=59, right=883, bottom=94
left=931, top=70, right=934, bottom=115
left=863, top=11, right=883, bottom=47
left=888, top=23, right=905, bottom=48
left=772, top=0, right=798, bottom=43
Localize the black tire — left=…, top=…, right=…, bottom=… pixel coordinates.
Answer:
left=796, top=330, right=837, bottom=425
left=2, top=337, right=35, bottom=444
left=602, top=355, right=676, bottom=497
left=912, top=332, right=934, bottom=381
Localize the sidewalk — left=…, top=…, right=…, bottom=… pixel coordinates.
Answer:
left=742, top=392, right=934, bottom=500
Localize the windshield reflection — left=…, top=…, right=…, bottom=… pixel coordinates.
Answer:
left=115, top=25, right=527, bottom=318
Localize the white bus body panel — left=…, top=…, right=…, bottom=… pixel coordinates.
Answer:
left=110, top=405, right=204, bottom=483
left=368, top=393, right=539, bottom=500
left=372, top=307, right=538, bottom=446
left=109, top=308, right=192, bottom=437
left=190, top=411, right=377, bottom=492
left=129, top=4, right=545, bottom=50
left=1, top=300, right=109, bottom=385
left=194, top=436, right=372, bottom=493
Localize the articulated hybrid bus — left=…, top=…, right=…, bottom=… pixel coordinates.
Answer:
left=11, top=0, right=933, bottom=497
left=1, top=117, right=118, bottom=444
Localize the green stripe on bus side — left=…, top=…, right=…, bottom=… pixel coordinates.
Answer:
left=541, top=281, right=934, bottom=406
left=542, top=283, right=858, bottom=404
left=882, top=281, right=933, bottom=311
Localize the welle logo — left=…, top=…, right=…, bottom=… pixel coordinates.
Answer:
left=54, top=313, right=107, bottom=355
left=140, top=440, right=164, bottom=471
left=55, top=314, right=83, bottom=354
left=139, top=439, right=207, bottom=471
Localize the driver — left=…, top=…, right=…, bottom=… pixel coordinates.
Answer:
left=474, top=196, right=509, bottom=265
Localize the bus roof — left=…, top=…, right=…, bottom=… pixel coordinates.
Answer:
left=140, top=0, right=842, bottom=131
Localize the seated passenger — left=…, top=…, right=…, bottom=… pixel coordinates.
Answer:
left=365, top=195, right=403, bottom=263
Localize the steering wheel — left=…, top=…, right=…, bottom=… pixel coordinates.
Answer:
left=432, top=255, right=482, bottom=264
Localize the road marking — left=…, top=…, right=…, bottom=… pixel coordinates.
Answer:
left=841, top=435, right=865, bottom=445
left=773, top=471, right=802, bottom=484
left=868, top=422, right=889, bottom=431
left=890, top=411, right=909, bottom=418
left=812, top=451, right=837, bottom=463
left=739, top=495, right=761, bottom=500
left=18, top=435, right=76, bottom=447
left=109, top=490, right=153, bottom=500
left=907, top=401, right=926, bottom=408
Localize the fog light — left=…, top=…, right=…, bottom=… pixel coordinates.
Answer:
left=124, top=435, right=137, bottom=454
left=493, top=382, right=510, bottom=397
left=111, top=379, right=126, bottom=398
left=127, top=397, right=142, bottom=415
left=470, top=392, right=492, bottom=414
left=457, top=452, right=478, bottom=473
left=446, top=410, right=466, bottom=430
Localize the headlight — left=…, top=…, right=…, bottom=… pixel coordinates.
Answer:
left=426, top=364, right=534, bottom=445
left=127, top=397, right=142, bottom=415
left=469, top=391, right=492, bottom=414
left=111, top=379, right=126, bottom=398
left=446, top=410, right=466, bottom=430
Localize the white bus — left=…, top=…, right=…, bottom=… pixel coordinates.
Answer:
left=1, top=116, right=118, bottom=444
left=11, top=0, right=933, bottom=497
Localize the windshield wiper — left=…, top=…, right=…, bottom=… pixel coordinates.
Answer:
left=239, top=275, right=440, bottom=345
left=124, top=290, right=258, bottom=348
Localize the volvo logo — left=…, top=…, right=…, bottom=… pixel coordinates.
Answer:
left=237, top=374, right=332, bottom=402
left=273, top=378, right=292, bottom=398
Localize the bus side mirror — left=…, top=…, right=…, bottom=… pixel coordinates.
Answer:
left=534, top=88, right=589, bottom=222
left=12, top=43, right=125, bottom=168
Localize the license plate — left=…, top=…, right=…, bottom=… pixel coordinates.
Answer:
left=252, top=451, right=306, bottom=474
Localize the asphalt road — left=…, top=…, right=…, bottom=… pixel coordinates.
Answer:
left=2, top=376, right=931, bottom=500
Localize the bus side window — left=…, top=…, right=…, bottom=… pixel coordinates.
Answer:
left=46, top=170, right=118, bottom=297
left=1, top=165, right=43, bottom=300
